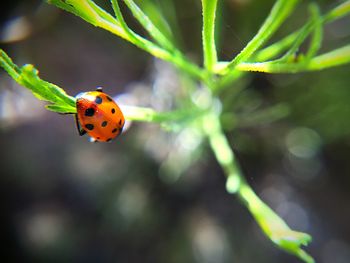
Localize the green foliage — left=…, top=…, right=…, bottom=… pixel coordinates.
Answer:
left=221, top=0, right=301, bottom=72
left=2, top=0, right=350, bottom=262
left=0, top=50, right=76, bottom=113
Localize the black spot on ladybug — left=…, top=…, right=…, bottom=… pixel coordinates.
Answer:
left=85, top=107, right=95, bottom=117
left=95, top=96, right=103, bottom=104
left=112, top=128, right=118, bottom=133
left=111, top=108, right=116, bottom=114
left=101, top=121, right=108, bottom=127
left=106, top=138, right=112, bottom=142
left=85, top=124, right=94, bottom=130
left=97, top=137, right=100, bottom=140
left=119, top=119, right=122, bottom=125
left=107, top=96, right=113, bottom=101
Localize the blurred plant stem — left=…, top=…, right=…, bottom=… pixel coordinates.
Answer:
left=203, top=108, right=313, bottom=263
left=235, top=45, right=350, bottom=73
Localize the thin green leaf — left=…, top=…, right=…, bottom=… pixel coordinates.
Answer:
left=201, top=0, right=218, bottom=70
left=324, top=0, right=350, bottom=23
left=46, top=104, right=76, bottom=114
left=236, top=44, right=350, bottom=73
left=123, top=0, right=176, bottom=52
left=19, top=64, right=75, bottom=107
left=48, top=0, right=206, bottom=82
left=222, top=0, right=300, bottom=73
left=274, top=22, right=314, bottom=63
left=274, top=3, right=322, bottom=63
left=47, top=0, right=100, bottom=25
left=0, top=49, right=21, bottom=80
left=134, top=0, right=175, bottom=45
left=255, top=0, right=350, bottom=63
left=86, top=0, right=121, bottom=25
left=0, top=49, right=76, bottom=114
left=110, top=0, right=140, bottom=44
left=305, top=3, right=323, bottom=60
left=308, top=44, right=350, bottom=70
left=47, top=0, right=129, bottom=40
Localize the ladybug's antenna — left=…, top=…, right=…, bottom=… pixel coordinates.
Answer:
left=96, top=87, right=103, bottom=92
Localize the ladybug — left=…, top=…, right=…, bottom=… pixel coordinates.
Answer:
left=75, top=87, right=125, bottom=142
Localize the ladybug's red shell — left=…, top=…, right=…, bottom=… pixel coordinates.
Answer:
left=75, top=90, right=125, bottom=142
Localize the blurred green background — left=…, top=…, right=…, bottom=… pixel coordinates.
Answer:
left=0, top=0, right=350, bottom=262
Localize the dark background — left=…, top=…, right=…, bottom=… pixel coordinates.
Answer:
left=0, top=0, right=350, bottom=262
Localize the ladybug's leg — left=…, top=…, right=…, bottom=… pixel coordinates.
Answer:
left=75, top=115, right=86, bottom=136
left=96, top=87, right=103, bottom=92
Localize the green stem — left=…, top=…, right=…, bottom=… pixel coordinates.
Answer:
left=255, top=0, right=350, bottom=62
left=236, top=44, right=350, bottom=73
left=111, top=0, right=208, bottom=83
left=122, top=105, right=205, bottom=124
left=203, top=111, right=244, bottom=192
left=305, top=3, right=323, bottom=60
left=221, top=0, right=300, bottom=73
left=215, top=0, right=300, bottom=89
left=110, top=0, right=141, bottom=45
left=122, top=106, right=169, bottom=122
left=201, top=0, right=218, bottom=71
left=324, top=0, right=350, bottom=23
left=97, top=17, right=207, bottom=82
left=123, top=0, right=176, bottom=52
left=203, top=110, right=313, bottom=263
left=48, top=0, right=207, bottom=83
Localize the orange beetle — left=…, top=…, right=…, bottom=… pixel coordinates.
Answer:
left=75, top=87, right=125, bottom=142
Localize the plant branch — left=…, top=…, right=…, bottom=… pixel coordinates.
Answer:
left=122, top=105, right=203, bottom=123
left=110, top=0, right=141, bottom=45
left=236, top=44, right=350, bottom=73
left=324, top=0, right=350, bottom=23
left=0, top=49, right=76, bottom=113
left=213, top=1, right=350, bottom=90
left=255, top=0, right=350, bottom=62
left=220, top=0, right=300, bottom=74
left=123, top=0, right=176, bottom=52
left=202, top=109, right=314, bottom=263
left=305, top=3, right=323, bottom=60
left=47, top=0, right=207, bottom=83
left=201, top=0, right=218, bottom=71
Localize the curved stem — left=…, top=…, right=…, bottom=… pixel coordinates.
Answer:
left=221, top=0, right=300, bottom=73
left=97, top=18, right=207, bottom=82
left=202, top=110, right=313, bottom=263
left=123, top=0, right=176, bottom=52
left=236, top=44, right=350, bottom=73
left=255, top=0, right=350, bottom=62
